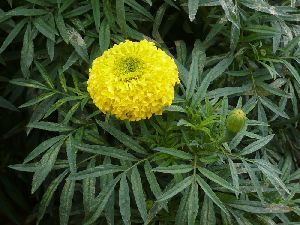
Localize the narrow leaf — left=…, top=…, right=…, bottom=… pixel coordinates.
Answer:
left=192, top=55, right=233, bottom=105
left=37, top=170, right=68, bottom=224
left=119, top=174, right=131, bottom=225
left=153, top=147, right=193, bottom=160
left=97, top=121, right=147, bottom=154
left=91, top=0, right=100, bottom=32
left=196, top=175, right=229, bottom=215
left=200, top=195, right=216, bottom=225
left=75, top=143, right=137, bottom=161
left=259, top=97, right=289, bottom=119
left=153, top=165, right=193, bottom=174
left=70, top=164, right=124, bottom=180
left=157, top=176, right=192, bottom=202
left=24, top=135, right=66, bottom=163
left=32, top=141, right=63, bottom=193
left=27, top=121, right=73, bottom=132
left=0, top=96, right=18, bottom=111
left=0, top=19, right=27, bottom=54
left=198, top=167, right=238, bottom=193
left=84, top=176, right=120, bottom=225
left=131, top=166, right=147, bottom=222
left=240, top=134, right=274, bottom=155
left=188, top=179, right=199, bottom=225
left=59, top=179, right=75, bottom=225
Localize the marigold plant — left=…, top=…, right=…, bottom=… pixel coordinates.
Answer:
left=1, top=0, right=300, bottom=225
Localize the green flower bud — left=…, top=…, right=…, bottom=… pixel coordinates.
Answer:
left=226, top=109, right=246, bottom=133
left=260, top=49, right=267, bottom=56
left=146, top=200, right=154, bottom=210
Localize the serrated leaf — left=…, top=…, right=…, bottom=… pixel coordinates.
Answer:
left=59, top=178, right=75, bottom=225
left=152, top=3, right=167, bottom=42
left=24, top=0, right=51, bottom=7
left=0, top=19, right=27, bottom=54
left=242, top=160, right=264, bottom=202
left=59, top=0, right=76, bottom=13
left=97, top=121, right=147, bottom=154
left=70, top=164, right=124, bottom=180
left=281, top=60, right=300, bottom=86
left=220, top=0, right=240, bottom=29
left=196, top=175, right=229, bottom=215
left=126, top=0, right=153, bottom=20
left=44, top=95, right=84, bottom=118
left=99, top=18, right=110, bottom=54
left=27, top=121, right=73, bottom=132
left=55, top=13, right=69, bottom=44
left=144, top=161, right=165, bottom=204
left=244, top=25, right=280, bottom=35
left=228, top=158, right=239, bottom=196
left=91, top=0, right=100, bottom=32
left=259, top=96, right=289, bottom=119
left=10, top=78, right=49, bottom=90
left=153, top=165, right=193, bottom=174
left=240, top=134, right=274, bottom=155
left=83, top=160, right=96, bottom=216
left=19, top=92, right=55, bottom=109
left=228, top=200, right=292, bottom=214
left=200, top=195, right=216, bottom=225
left=26, top=97, right=57, bottom=135
left=62, top=51, right=79, bottom=72
left=116, top=0, right=127, bottom=36
left=34, top=61, right=55, bottom=89
left=188, top=179, right=199, bottom=225
left=20, top=23, right=34, bottom=77
left=256, top=162, right=290, bottom=195
left=5, top=7, right=47, bottom=17
left=9, top=163, right=38, bottom=172
left=153, top=147, right=193, bottom=160
left=0, top=96, right=18, bottom=111
left=157, top=176, right=192, bottom=202
left=99, top=157, right=115, bottom=225
left=186, top=40, right=205, bottom=100
left=119, top=174, right=131, bottom=225
left=75, top=143, right=137, bottom=161
left=164, top=105, right=186, bottom=113
left=198, top=167, right=238, bottom=193
left=32, top=140, right=64, bottom=193
left=64, top=5, right=91, bottom=18
left=67, top=26, right=89, bottom=62
left=174, top=189, right=189, bottom=225
left=37, top=170, right=68, bottom=225
left=24, top=135, right=66, bottom=163
left=84, top=175, right=120, bottom=225
left=207, top=86, right=251, bottom=99
left=175, top=40, right=187, bottom=64
left=33, top=17, right=57, bottom=41
left=131, top=166, right=147, bottom=222
left=258, top=82, right=290, bottom=98
left=63, top=102, right=81, bottom=124
left=188, top=0, right=199, bottom=21
left=192, top=55, right=233, bottom=105
left=144, top=162, right=172, bottom=217
left=102, top=0, right=116, bottom=28
left=66, top=136, right=76, bottom=173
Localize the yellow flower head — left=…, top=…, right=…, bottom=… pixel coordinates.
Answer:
left=87, top=40, right=179, bottom=121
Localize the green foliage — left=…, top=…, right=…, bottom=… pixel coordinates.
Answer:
left=1, top=0, right=300, bottom=224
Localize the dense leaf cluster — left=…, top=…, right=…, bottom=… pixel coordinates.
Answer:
left=1, top=0, right=300, bottom=224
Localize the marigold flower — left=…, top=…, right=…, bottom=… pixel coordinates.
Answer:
left=87, top=40, right=179, bottom=121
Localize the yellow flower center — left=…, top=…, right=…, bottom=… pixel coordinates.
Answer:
left=115, top=57, right=144, bottom=82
